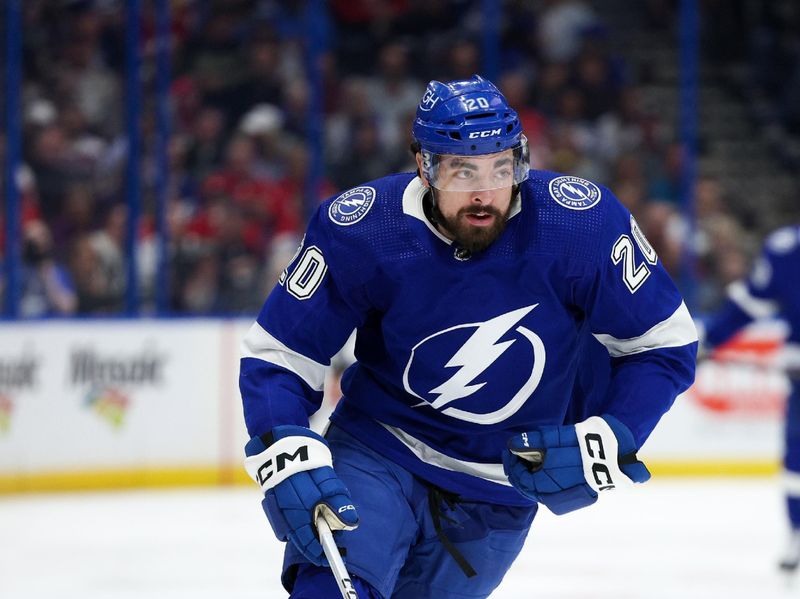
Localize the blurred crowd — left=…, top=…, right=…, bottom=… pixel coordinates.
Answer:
left=0, top=0, right=795, bottom=317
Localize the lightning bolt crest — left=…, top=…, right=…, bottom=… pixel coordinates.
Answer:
left=561, top=183, right=586, bottom=199
left=427, top=304, right=538, bottom=409
left=337, top=197, right=365, bottom=209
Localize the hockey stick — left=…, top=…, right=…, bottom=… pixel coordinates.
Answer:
left=511, top=449, right=545, bottom=470
left=316, top=516, right=360, bottom=599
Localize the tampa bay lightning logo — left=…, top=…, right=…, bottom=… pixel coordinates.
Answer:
left=328, top=186, right=376, bottom=226
left=549, top=176, right=602, bottom=211
left=403, top=305, right=546, bottom=425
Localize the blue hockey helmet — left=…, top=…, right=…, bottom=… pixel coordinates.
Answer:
left=412, top=75, right=529, bottom=191
left=413, top=75, right=524, bottom=155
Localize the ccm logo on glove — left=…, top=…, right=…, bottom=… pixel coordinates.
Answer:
left=575, top=416, right=638, bottom=493
left=582, top=433, right=615, bottom=489
left=256, top=445, right=308, bottom=485
left=245, top=435, right=332, bottom=492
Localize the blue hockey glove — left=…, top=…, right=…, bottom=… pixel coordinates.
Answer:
left=503, top=415, right=651, bottom=515
left=244, top=425, right=359, bottom=565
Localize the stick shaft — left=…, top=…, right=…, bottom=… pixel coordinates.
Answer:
left=316, top=517, right=360, bottom=599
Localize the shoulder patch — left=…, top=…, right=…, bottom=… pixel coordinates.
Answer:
left=548, top=176, right=602, bottom=211
left=328, top=186, right=376, bottom=226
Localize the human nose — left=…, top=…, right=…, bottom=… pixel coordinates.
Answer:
left=471, top=188, right=496, bottom=204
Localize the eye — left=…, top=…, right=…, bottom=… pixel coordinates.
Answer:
left=493, top=168, right=513, bottom=180
left=455, top=169, right=474, bottom=180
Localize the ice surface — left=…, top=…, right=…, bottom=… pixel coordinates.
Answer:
left=1, top=479, right=794, bottom=598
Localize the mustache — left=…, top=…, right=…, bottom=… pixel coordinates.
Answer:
left=458, top=205, right=503, bottom=217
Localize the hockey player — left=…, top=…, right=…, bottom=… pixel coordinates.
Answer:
left=240, top=75, right=698, bottom=598
left=702, top=224, right=800, bottom=572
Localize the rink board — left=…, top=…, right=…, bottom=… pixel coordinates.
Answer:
left=0, top=319, right=788, bottom=492
left=0, top=320, right=250, bottom=493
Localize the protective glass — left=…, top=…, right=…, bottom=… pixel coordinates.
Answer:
left=423, top=137, right=530, bottom=192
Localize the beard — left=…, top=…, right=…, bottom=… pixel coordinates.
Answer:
left=432, top=201, right=512, bottom=254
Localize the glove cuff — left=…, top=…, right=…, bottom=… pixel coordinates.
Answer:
left=244, top=426, right=333, bottom=492
left=574, top=416, right=636, bottom=493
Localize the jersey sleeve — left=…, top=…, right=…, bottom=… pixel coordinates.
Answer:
left=239, top=207, right=372, bottom=437
left=703, top=231, right=785, bottom=348
left=575, top=194, right=698, bottom=446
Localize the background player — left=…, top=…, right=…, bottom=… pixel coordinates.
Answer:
left=701, top=224, right=800, bottom=572
left=239, top=75, right=697, bottom=598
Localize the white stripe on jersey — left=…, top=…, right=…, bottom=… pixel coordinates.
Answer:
left=784, top=469, right=800, bottom=497
left=379, top=421, right=513, bottom=487
left=241, top=322, right=327, bottom=391
left=593, top=301, right=698, bottom=358
left=727, top=280, right=780, bottom=320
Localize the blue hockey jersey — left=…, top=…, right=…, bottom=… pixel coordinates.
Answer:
left=240, top=171, right=698, bottom=505
left=704, top=225, right=800, bottom=373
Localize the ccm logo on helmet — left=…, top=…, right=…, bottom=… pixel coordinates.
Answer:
left=256, top=446, right=309, bottom=485
left=468, top=128, right=502, bottom=139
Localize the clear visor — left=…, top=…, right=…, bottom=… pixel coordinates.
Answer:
left=423, top=137, right=530, bottom=192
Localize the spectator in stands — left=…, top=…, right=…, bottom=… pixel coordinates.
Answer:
left=171, top=76, right=204, bottom=137
left=499, top=70, right=551, bottom=169
left=594, top=87, right=654, bottom=166
left=58, top=101, right=108, bottom=178
left=612, top=163, right=648, bottom=217
left=330, top=118, right=391, bottom=190
left=269, top=138, right=335, bottom=227
left=329, top=0, right=408, bottom=75
left=69, top=232, right=123, bottom=315
left=10, top=0, right=791, bottom=322
left=573, top=46, right=621, bottom=120
left=281, top=78, right=311, bottom=140
left=185, top=6, right=246, bottom=114
left=50, top=182, right=98, bottom=256
left=56, top=32, right=121, bottom=137
left=325, top=75, right=398, bottom=187
left=87, top=203, right=127, bottom=311
left=537, top=0, right=599, bottom=63
left=693, top=176, right=752, bottom=310
left=237, top=103, right=287, bottom=180
left=647, top=141, right=683, bottom=206
left=532, top=61, right=570, bottom=119
left=175, top=193, right=262, bottom=315
left=325, top=77, right=376, bottom=163
left=442, top=37, right=482, bottom=82
left=549, top=86, right=606, bottom=182
left=210, top=201, right=263, bottom=314
left=27, top=125, right=75, bottom=226
left=365, top=42, right=424, bottom=152
left=20, top=220, right=77, bottom=318
left=185, top=106, right=227, bottom=185
left=224, top=33, right=286, bottom=127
